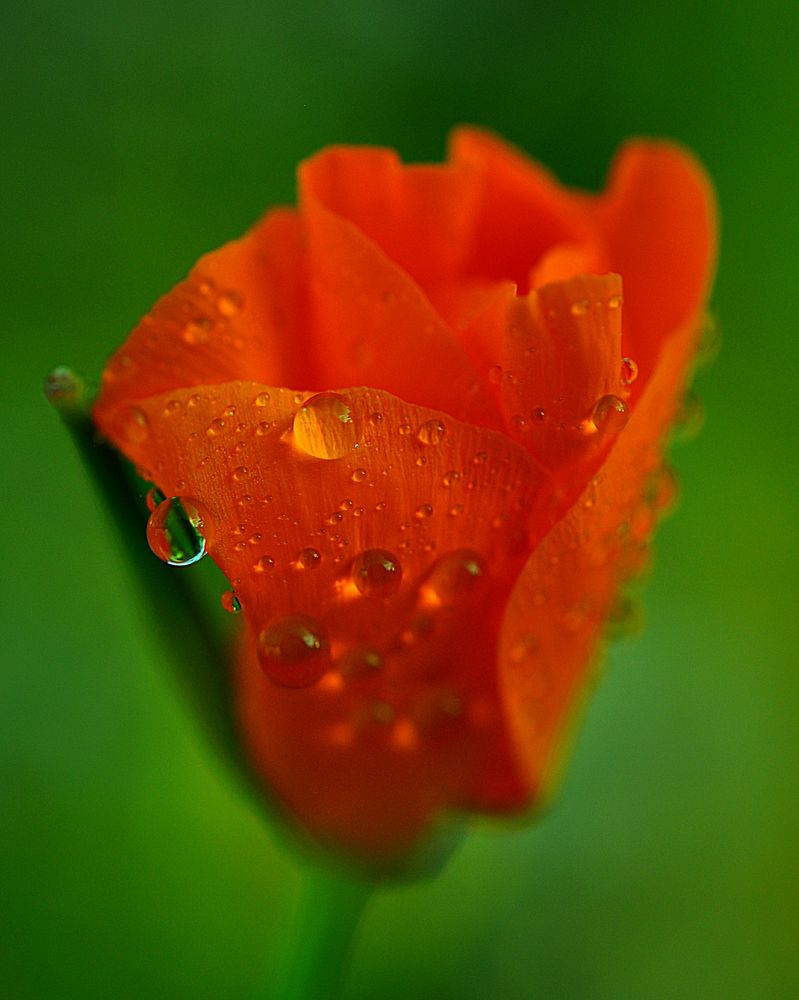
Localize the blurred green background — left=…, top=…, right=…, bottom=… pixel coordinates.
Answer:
left=3, top=0, right=797, bottom=997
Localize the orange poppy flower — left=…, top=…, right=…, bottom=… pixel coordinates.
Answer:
left=93, top=128, right=716, bottom=864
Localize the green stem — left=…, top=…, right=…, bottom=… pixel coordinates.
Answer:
left=43, top=367, right=253, bottom=789
left=264, top=867, right=374, bottom=1000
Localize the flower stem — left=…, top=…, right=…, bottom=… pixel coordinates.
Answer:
left=263, top=866, right=373, bottom=1000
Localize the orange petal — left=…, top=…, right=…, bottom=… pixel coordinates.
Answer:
left=449, top=127, right=596, bottom=292
left=96, top=209, right=308, bottom=416
left=463, top=274, right=628, bottom=475
left=94, top=382, right=551, bottom=860
left=299, top=159, right=502, bottom=431
left=497, top=310, right=702, bottom=802
left=587, top=140, right=717, bottom=378
left=300, top=145, right=480, bottom=288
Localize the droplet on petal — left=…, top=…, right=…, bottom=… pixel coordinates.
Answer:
left=146, top=497, right=212, bottom=566
left=257, top=615, right=329, bottom=688
left=292, top=392, right=357, bottom=460
left=422, top=549, right=486, bottom=606
left=592, top=394, right=629, bottom=434
left=417, top=419, right=445, bottom=445
left=113, top=405, right=149, bottom=444
left=620, top=357, right=639, bottom=386
left=338, top=647, right=383, bottom=679
left=221, top=590, right=242, bottom=614
left=145, top=486, right=165, bottom=512
left=351, top=549, right=402, bottom=597
left=296, top=547, right=322, bottom=570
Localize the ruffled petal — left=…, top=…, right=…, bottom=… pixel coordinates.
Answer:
left=497, top=311, right=701, bottom=801
left=299, top=166, right=502, bottom=430
left=96, top=209, right=308, bottom=416
left=449, top=127, right=596, bottom=292
left=462, top=273, right=628, bottom=476
left=300, top=146, right=480, bottom=288
left=94, top=381, right=551, bottom=860
left=586, top=140, right=717, bottom=378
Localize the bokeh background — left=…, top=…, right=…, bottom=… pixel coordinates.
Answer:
left=3, top=1, right=798, bottom=997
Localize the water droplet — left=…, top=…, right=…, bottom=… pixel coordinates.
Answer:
left=512, top=414, right=528, bottom=431
left=415, top=503, right=433, bottom=520
left=423, top=550, right=486, bottom=605
left=145, top=486, right=165, bottom=512
left=297, top=547, right=321, bottom=569
left=182, top=318, right=211, bottom=345
left=442, top=470, right=460, bottom=487
left=351, top=549, right=402, bottom=597
left=217, top=290, right=243, bottom=316
left=369, top=411, right=383, bottom=426
left=253, top=555, right=275, bottom=573
left=146, top=497, right=212, bottom=566
left=592, top=394, right=629, bottom=434
left=351, top=468, right=368, bottom=483
left=255, top=391, right=271, bottom=406
left=532, top=407, right=546, bottom=421
left=233, top=466, right=249, bottom=481
left=163, top=399, right=182, bottom=416
left=417, top=419, right=445, bottom=446
left=338, top=647, right=383, bottom=678
left=206, top=417, right=226, bottom=436
left=256, top=421, right=272, bottom=436
left=292, top=392, right=357, bottom=460
left=398, top=423, right=412, bottom=436
left=449, top=503, right=464, bottom=517
left=221, top=590, right=241, bottom=614
left=570, top=299, right=590, bottom=316
left=608, top=293, right=623, bottom=309
left=473, top=451, right=488, bottom=465
left=257, top=615, right=329, bottom=688
left=114, top=405, right=149, bottom=444
left=621, top=357, right=639, bottom=385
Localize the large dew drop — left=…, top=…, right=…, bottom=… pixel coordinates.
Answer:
left=592, top=394, right=630, bottom=435
left=146, top=497, right=212, bottom=566
left=292, top=392, right=357, bottom=460
left=351, top=549, right=403, bottom=597
left=257, top=615, right=330, bottom=688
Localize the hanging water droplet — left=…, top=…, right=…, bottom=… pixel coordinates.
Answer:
left=351, top=549, right=402, bottom=597
left=417, top=419, right=445, bottom=445
left=297, top=547, right=321, bottom=569
left=114, top=405, right=149, bottom=444
left=146, top=497, right=212, bottom=566
left=145, top=486, right=165, bottom=512
left=422, top=549, right=486, bottom=605
left=257, top=615, right=329, bottom=688
left=592, top=394, right=629, bottom=434
left=621, top=357, right=639, bottom=386
left=221, top=590, right=241, bottom=614
left=292, top=392, right=357, bottom=459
